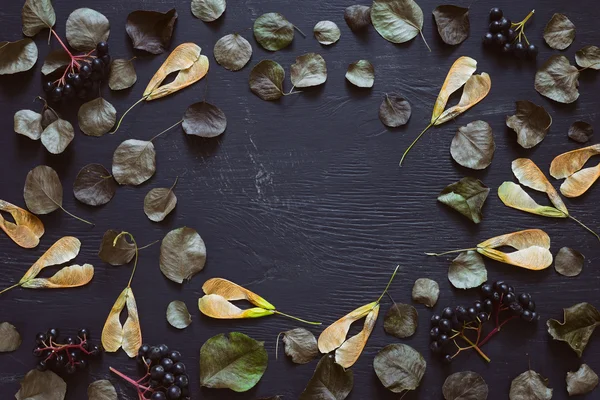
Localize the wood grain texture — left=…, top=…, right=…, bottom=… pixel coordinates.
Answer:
left=0, top=0, right=599, bottom=399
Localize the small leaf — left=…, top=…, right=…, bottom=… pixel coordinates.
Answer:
left=547, top=302, right=600, bottom=357
left=509, top=370, right=553, bottom=400
left=41, top=49, right=70, bottom=75
left=506, top=100, right=552, bottom=148
left=412, top=277, right=439, bottom=307
left=345, top=59, right=374, bottom=88
left=448, top=251, right=487, bottom=289
left=379, top=93, right=411, bottom=127
left=23, top=165, right=62, bottom=214
left=126, top=9, right=178, bottom=54
left=73, top=163, right=116, bottom=206
left=191, top=0, right=226, bottom=22
left=166, top=300, right=192, bottom=329
left=566, top=364, right=599, bottom=396
left=438, top=177, right=490, bottom=224
left=41, top=118, right=74, bottom=154
left=543, top=13, right=575, bottom=50
left=249, top=60, right=285, bottom=101
left=98, top=229, right=135, bottom=266
left=66, top=8, right=110, bottom=51
left=200, top=332, right=268, bottom=392
left=101, top=287, right=142, bottom=358
left=568, top=121, right=593, bottom=143
left=144, top=184, right=177, bottom=222
left=299, top=355, right=353, bottom=400
left=535, top=55, right=579, bottom=104
left=374, top=343, right=426, bottom=394
left=0, top=322, right=22, bottom=352
left=290, top=53, right=327, bottom=88
left=88, top=380, right=118, bottom=400
left=371, top=0, right=424, bottom=44
left=109, top=59, right=137, bottom=90
left=15, top=369, right=66, bottom=400
left=451, top=120, right=495, bottom=169
left=314, top=21, right=340, bottom=45
left=575, top=45, right=600, bottom=70
left=182, top=102, right=227, bottom=137
left=0, top=39, right=38, bottom=75
left=22, top=0, right=56, bottom=37
left=344, top=5, right=371, bottom=32
left=0, top=199, right=44, bottom=249
left=555, top=247, right=584, bottom=277
left=432, top=5, right=470, bottom=46
left=254, top=13, right=294, bottom=51
left=443, top=371, right=488, bottom=400
left=112, top=139, right=156, bottom=186
left=160, top=227, right=206, bottom=283
left=214, top=33, right=252, bottom=71
left=14, top=109, right=43, bottom=140
left=281, top=328, right=318, bottom=364
left=383, top=303, right=418, bottom=338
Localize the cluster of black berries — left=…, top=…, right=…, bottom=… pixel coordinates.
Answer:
left=482, top=8, right=538, bottom=60
left=34, top=328, right=101, bottom=374
left=136, top=344, right=190, bottom=400
left=481, top=281, right=538, bottom=321
left=43, top=42, right=111, bottom=103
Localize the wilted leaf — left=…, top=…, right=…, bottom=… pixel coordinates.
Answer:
left=550, top=144, right=600, bottom=179
left=509, top=370, right=553, bottom=400
left=101, top=287, right=142, bottom=358
left=412, top=277, right=439, bottom=307
left=23, top=165, right=62, bottom=214
left=41, top=49, right=70, bottom=75
left=318, top=301, right=376, bottom=354
left=22, top=0, right=56, bottom=37
left=0, top=322, right=22, bottom=352
left=335, top=305, right=379, bottom=368
left=290, top=53, right=327, bottom=88
left=191, top=0, right=226, bottom=22
left=66, top=8, right=110, bottom=51
left=73, top=163, right=116, bottom=206
left=432, top=5, right=469, bottom=46
left=560, top=163, right=600, bottom=198
left=506, top=100, right=552, bottom=149
left=109, top=59, right=137, bottom=90
left=0, top=199, right=44, bottom=248
left=280, top=328, right=318, bottom=364
left=249, top=60, right=285, bottom=101
left=555, top=247, right=585, bottom=277
left=535, top=55, right=579, bottom=104
left=182, top=101, right=227, bottom=137
left=371, top=0, right=425, bottom=46
left=547, top=302, right=600, bottom=357
left=126, top=9, right=178, bottom=54
left=443, top=371, right=488, bottom=400
left=0, top=39, right=38, bottom=75
left=345, top=59, right=374, bottom=88
left=15, top=369, right=66, bottom=400
left=438, top=177, right=489, bottom=224
left=214, top=33, right=252, bottom=71
left=14, top=110, right=42, bottom=140
left=98, top=229, right=135, bottom=266
left=41, top=118, right=74, bottom=154
left=448, top=251, right=487, bottom=289
left=166, top=300, right=192, bottom=329
left=568, top=121, right=593, bottom=143
left=476, top=229, right=553, bottom=271
left=200, top=332, right=267, bottom=392
left=575, top=45, right=600, bottom=70
left=379, top=93, right=411, bottom=127
left=144, top=182, right=177, bottom=222
left=344, top=5, right=371, bottom=32
left=299, top=355, right=353, bottom=400
left=374, top=343, right=426, bottom=394
left=21, top=263, right=94, bottom=289
left=160, top=227, right=206, bottom=283
left=383, top=303, right=418, bottom=338
left=314, top=21, right=340, bottom=45
left=450, top=120, right=495, bottom=169
left=88, top=380, right=118, bottom=400
left=543, top=13, right=575, bottom=50
left=254, top=13, right=294, bottom=51
left=41, top=106, right=58, bottom=129
left=566, top=364, right=598, bottom=396
left=112, top=139, right=156, bottom=186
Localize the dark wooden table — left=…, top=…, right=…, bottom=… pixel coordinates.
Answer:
left=1, top=0, right=599, bottom=399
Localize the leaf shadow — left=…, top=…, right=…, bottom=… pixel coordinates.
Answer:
left=183, top=134, right=223, bottom=159
left=0, top=67, right=36, bottom=97
left=344, top=79, right=373, bottom=99
left=201, top=15, right=226, bottom=32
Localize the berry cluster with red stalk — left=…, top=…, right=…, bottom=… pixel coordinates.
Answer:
left=33, top=328, right=102, bottom=374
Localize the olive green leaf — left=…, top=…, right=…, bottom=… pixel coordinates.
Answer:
left=432, top=5, right=470, bottom=46
left=506, top=100, right=552, bottom=148
left=345, top=59, right=374, bottom=88
left=568, top=121, right=593, bottom=143
left=555, top=247, right=584, bottom=277
left=191, top=0, right=226, bottom=22
left=314, top=21, right=340, bottom=45
left=41, top=118, right=74, bottom=154
left=78, top=97, right=116, bottom=137
left=15, top=369, right=66, bottom=400
left=24, top=165, right=62, bottom=214
left=438, top=177, right=490, bottom=224
left=0, top=322, right=21, bottom=352
left=160, top=227, right=206, bottom=284
left=344, top=5, right=371, bottom=32
left=88, top=380, right=118, bottom=400
left=412, top=277, right=439, bottom=307
left=144, top=179, right=178, bottom=222
left=66, top=8, right=110, bottom=51
left=109, top=59, right=137, bottom=90
left=182, top=101, right=227, bottom=137
left=254, top=13, right=295, bottom=51
left=290, top=53, right=327, bottom=88
left=448, top=251, right=487, bottom=289
left=566, top=364, right=598, bottom=396
left=14, top=110, right=43, bottom=140
left=41, top=49, right=70, bottom=75
left=450, top=120, right=495, bottom=169
left=98, top=229, right=136, bottom=266
left=547, top=302, right=600, bottom=357
left=73, top=163, right=116, bottom=207
left=371, top=0, right=430, bottom=50
left=443, top=371, right=488, bottom=400
left=575, top=45, right=600, bottom=70
left=279, top=328, right=318, bottom=364
left=22, top=0, right=56, bottom=37
left=112, top=139, right=156, bottom=186
left=535, top=55, right=579, bottom=104
left=249, top=60, right=285, bottom=101
left=0, top=39, right=38, bottom=75
left=543, top=13, right=575, bottom=50
left=374, top=343, right=426, bottom=394
left=379, top=93, right=411, bottom=127
left=125, top=9, right=178, bottom=54
left=200, top=332, right=267, bottom=392
left=383, top=303, right=418, bottom=338
left=299, top=355, right=353, bottom=400
left=509, top=370, right=552, bottom=400
left=167, top=300, right=192, bottom=329
left=214, top=34, right=252, bottom=71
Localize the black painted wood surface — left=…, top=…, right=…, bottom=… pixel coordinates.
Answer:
left=1, top=0, right=599, bottom=399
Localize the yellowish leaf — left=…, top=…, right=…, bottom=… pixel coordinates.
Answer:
left=498, top=181, right=567, bottom=218
left=318, top=301, right=377, bottom=354
left=550, top=144, right=600, bottom=179
left=101, top=287, right=142, bottom=358
left=432, top=56, right=477, bottom=122
left=476, top=229, right=553, bottom=270
left=0, top=199, right=44, bottom=248
left=198, top=294, right=274, bottom=319
left=202, top=278, right=275, bottom=310
left=435, top=73, right=491, bottom=125
left=19, top=236, right=81, bottom=283
left=560, top=163, right=600, bottom=197
left=21, top=263, right=94, bottom=288
left=478, top=228, right=551, bottom=250
left=335, top=304, right=380, bottom=368
left=512, top=158, right=568, bottom=214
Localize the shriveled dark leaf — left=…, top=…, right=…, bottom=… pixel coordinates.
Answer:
left=22, top=0, right=56, bottom=37
left=344, top=5, right=371, bottom=32
left=109, top=59, right=137, bottom=90
left=0, top=39, right=38, bottom=75
left=371, top=0, right=424, bottom=44
left=412, top=277, right=439, bottom=307
left=41, top=118, right=74, bottom=154
left=506, top=100, right=552, bottom=148
left=125, top=9, right=178, bottom=54
left=112, top=139, right=156, bottom=186
left=535, top=55, right=580, bottom=104
left=15, top=369, right=66, bottom=400
left=281, top=328, right=318, bottom=364
left=14, top=110, right=43, bottom=140
left=379, top=93, right=411, bottom=127
left=383, top=303, right=418, bottom=338
left=547, top=302, right=600, bottom=357
left=555, top=247, right=584, bottom=277
left=575, top=45, right=600, bottom=70
left=41, top=49, right=70, bottom=76
left=98, top=229, right=135, bottom=266
left=374, top=343, right=426, bottom=394
left=23, top=165, right=62, bottom=214
left=183, top=102, right=227, bottom=137
left=73, top=163, right=116, bottom=206
left=438, top=177, right=489, bottom=224
left=214, top=33, right=252, bottom=71
left=290, top=53, right=327, bottom=88
left=88, top=379, right=118, bottom=400
left=160, top=227, right=206, bottom=283
left=254, top=13, right=294, bottom=51
left=566, top=364, right=598, bottom=396
left=166, top=300, right=192, bottom=329
left=249, top=60, right=285, bottom=101
left=451, top=120, right=495, bottom=169
left=41, top=106, right=58, bottom=129
left=443, top=371, right=488, bottom=400
left=299, top=355, right=353, bottom=400
left=144, top=184, right=177, bottom=222
left=448, top=251, right=487, bottom=289
left=346, top=59, right=374, bottom=88
left=191, top=0, right=226, bottom=22
left=432, top=5, right=469, bottom=45
left=314, top=21, right=341, bottom=45
left=0, top=322, right=22, bottom=352
left=568, top=121, right=593, bottom=143
left=543, top=13, right=575, bottom=50
left=66, top=8, right=110, bottom=51
left=509, top=370, right=553, bottom=400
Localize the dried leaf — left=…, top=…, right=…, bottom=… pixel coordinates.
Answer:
left=98, top=229, right=136, bottom=266
left=345, top=59, right=374, bottom=88
left=0, top=39, right=38, bottom=75
left=435, top=73, right=491, bottom=124
left=442, top=371, right=488, bottom=400
left=543, top=13, right=575, bottom=50
left=101, top=287, right=142, bottom=358
left=22, top=0, right=56, bottom=37
left=290, top=53, right=327, bottom=88
left=144, top=184, right=177, bottom=222
left=506, top=100, right=552, bottom=148
left=448, top=251, right=487, bottom=289
left=512, top=158, right=568, bottom=214
left=476, top=229, right=553, bottom=271
left=200, top=332, right=267, bottom=392
left=371, top=0, right=425, bottom=45
left=547, top=302, right=600, bottom=357
left=383, top=303, right=418, bottom=338
left=109, top=59, right=137, bottom=90
left=19, top=236, right=81, bottom=283
left=509, top=370, right=553, bottom=400
left=450, top=120, right=495, bottom=169
left=432, top=5, right=470, bottom=46
left=41, top=49, right=70, bottom=75
left=535, top=55, right=579, bottom=104
left=41, top=118, right=74, bottom=154
left=182, top=101, right=227, bottom=137
left=254, top=13, right=294, bottom=51
left=14, top=109, right=43, bottom=140
left=88, top=380, right=118, bottom=400
left=318, top=301, right=376, bottom=354
left=15, top=369, right=66, bottom=400
left=125, top=9, right=178, bottom=54
left=191, top=0, right=226, bottom=22
left=21, top=263, right=94, bottom=289
left=550, top=144, right=600, bottom=179
left=314, top=21, right=340, bottom=45
left=0, top=322, right=22, bottom=352
left=374, top=343, right=426, bottom=394
left=160, top=227, right=206, bottom=283
left=199, top=294, right=274, bottom=319
left=344, top=5, right=371, bottom=32
left=560, top=163, right=600, bottom=198
left=438, top=177, right=490, bottom=224
left=41, top=106, right=58, bottom=129
left=299, top=355, right=353, bottom=400
left=568, top=121, right=593, bottom=143
left=0, top=199, right=44, bottom=248
left=166, top=300, right=192, bottom=329
left=214, top=33, right=252, bottom=71
left=335, top=304, right=379, bottom=368
left=112, top=139, right=156, bottom=186
left=432, top=56, right=477, bottom=121
left=281, top=328, right=318, bottom=364
left=379, top=93, right=411, bottom=127
left=555, top=247, right=585, bottom=277
left=201, top=278, right=275, bottom=314
left=66, top=8, right=110, bottom=51
left=73, top=163, right=116, bottom=206
left=566, top=364, right=598, bottom=396
left=249, top=60, right=285, bottom=101
left=23, top=165, right=62, bottom=214
left=575, top=45, right=600, bottom=70
left=412, top=277, right=439, bottom=307
left=498, top=182, right=564, bottom=218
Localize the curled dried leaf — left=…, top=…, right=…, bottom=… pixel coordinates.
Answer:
left=290, top=53, right=327, bottom=88
left=371, top=0, right=426, bottom=46
left=506, top=100, right=552, bottom=149
left=41, top=118, right=74, bottom=154
left=22, top=0, right=56, bottom=37
left=249, top=60, right=285, bottom=101
left=15, top=369, right=66, bottom=400
left=448, top=251, right=487, bottom=289
left=300, top=355, right=353, bottom=400
left=160, top=227, right=206, bottom=283
left=98, top=229, right=136, bottom=266
left=555, top=247, right=584, bottom=277
left=23, top=165, right=63, bottom=214
left=0, top=322, right=22, bottom=352
left=0, top=39, right=38, bottom=75
left=344, top=5, right=371, bottom=32
left=109, top=59, right=137, bottom=90
left=432, top=5, right=470, bottom=46
left=14, top=109, right=42, bottom=140
left=182, top=102, right=227, bottom=137
left=166, top=300, right=192, bottom=329
left=144, top=186, right=177, bottom=222
left=374, top=343, right=426, bottom=394
left=509, top=370, right=553, bottom=400
left=575, top=45, right=600, bottom=70
left=78, top=97, right=116, bottom=137
left=543, top=13, right=575, bottom=50
left=0, top=199, right=44, bottom=248
left=412, top=277, right=439, bottom=307
left=280, top=328, right=318, bottom=364
left=126, top=9, right=178, bottom=54
left=547, top=302, right=600, bottom=357
left=566, top=364, right=598, bottom=396
left=41, top=49, right=70, bottom=75
left=112, top=139, right=156, bottom=186
left=101, top=287, right=142, bottom=358
left=568, top=121, right=593, bottom=143
left=437, top=177, right=489, bottom=224
left=535, top=55, right=579, bottom=104
left=345, top=59, right=374, bottom=88
left=88, top=379, right=118, bottom=400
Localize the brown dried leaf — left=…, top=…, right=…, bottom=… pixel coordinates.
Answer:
left=318, top=301, right=376, bottom=354
left=98, top=229, right=136, bottom=266
left=335, top=305, right=379, bottom=368
left=0, top=199, right=44, bottom=248
left=281, top=328, right=318, bottom=364
left=126, top=9, right=178, bottom=54
left=555, top=247, right=585, bottom=277
left=550, top=144, right=600, bottom=179
left=506, top=100, right=552, bottom=149
left=101, top=287, right=142, bottom=358
left=21, top=263, right=94, bottom=289
left=476, top=229, right=553, bottom=271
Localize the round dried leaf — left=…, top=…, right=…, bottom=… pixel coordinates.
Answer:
left=41, top=118, right=74, bottom=154
left=506, top=100, right=552, bottom=148
left=112, top=139, right=156, bottom=186
left=448, top=251, right=487, bottom=289
left=166, top=300, right=192, bottom=329
left=73, top=163, right=116, bottom=206
left=543, top=13, right=575, bottom=50
left=88, top=379, right=117, bottom=400
left=254, top=13, right=294, bottom=51
left=249, top=60, right=285, bottom=101
left=344, top=5, right=371, bottom=32
left=98, top=229, right=136, bottom=266
left=509, top=370, right=553, bottom=400
left=442, top=371, right=488, bottom=400
left=566, top=364, right=599, bottom=396
left=160, top=227, right=206, bottom=283
left=183, top=102, right=227, bottom=138
left=214, top=34, right=252, bottom=71
left=290, top=53, right=327, bottom=88
left=374, top=343, right=426, bottom=394
left=66, top=8, right=110, bottom=51
left=575, top=45, right=600, bottom=70
left=383, top=303, right=418, bottom=338
left=568, top=121, right=593, bottom=143
left=281, top=328, right=318, bottom=364
left=0, top=39, right=38, bottom=75
left=535, top=55, right=580, bottom=104
left=144, top=186, right=177, bottom=222
left=379, top=93, right=411, bottom=127
left=0, top=322, right=22, bottom=352
left=314, top=21, right=340, bottom=45
left=555, top=247, right=584, bottom=277
left=109, top=59, right=137, bottom=90
left=346, top=59, right=374, bottom=88
left=78, top=97, right=116, bottom=137
left=15, top=369, right=66, bottom=400
left=191, top=0, right=226, bottom=22
left=451, top=120, right=495, bottom=169
left=412, top=277, right=439, bottom=307
left=24, top=165, right=62, bottom=214
left=14, top=110, right=43, bottom=140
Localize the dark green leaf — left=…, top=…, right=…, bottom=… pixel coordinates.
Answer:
left=0, top=39, right=38, bottom=75
left=182, top=102, right=227, bottom=137
left=125, top=9, right=178, bottom=54
left=22, top=0, right=56, bottom=37
left=374, top=343, right=426, bottom=394
left=88, top=380, right=118, bottom=400
left=78, top=97, right=116, bottom=137
left=535, top=55, right=579, bottom=104
left=506, top=100, right=552, bottom=149
left=568, top=121, right=593, bottom=143
left=109, top=59, right=137, bottom=90
left=66, top=8, right=110, bottom=51
left=254, top=13, right=294, bottom=51
left=0, top=322, right=21, bottom=352
left=41, top=118, right=74, bottom=154
left=290, top=53, right=327, bottom=88
left=98, top=229, right=135, bottom=266
left=281, top=328, right=318, bottom=364
left=566, top=364, right=598, bottom=396
left=160, top=227, right=206, bottom=284
left=509, top=370, right=553, bottom=400
left=314, top=21, right=341, bottom=45
left=249, top=60, right=285, bottom=101
left=412, top=277, right=439, bottom=307
left=450, top=120, right=495, bottom=169
left=14, top=110, right=43, bottom=140
left=144, top=184, right=177, bottom=222
left=214, top=34, right=252, bottom=71
left=345, top=59, right=374, bottom=88
left=41, top=49, right=70, bottom=76
left=191, top=0, right=226, bottom=22
left=15, top=369, right=66, bottom=400
left=371, top=0, right=424, bottom=44
left=555, top=247, right=584, bottom=277
left=379, top=93, right=411, bottom=127
left=344, top=5, right=371, bottom=32
left=448, top=251, right=487, bottom=289
left=299, top=355, right=353, bottom=400
left=443, top=371, right=488, bottom=400
left=432, top=5, right=469, bottom=45
left=543, top=13, right=575, bottom=50
left=24, top=165, right=62, bottom=214
left=575, top=45, right=600, bottom=70
left=383, top=303, right=418, bottom=338
left=438, top=177, right=489, bottom=224
left=73, top=163, right=116, bottom=206
left=112, top=139, right=156, bottom=186
left=547, top=302, right=600, bottom=357
left=166, top=300, right=192, bottom=329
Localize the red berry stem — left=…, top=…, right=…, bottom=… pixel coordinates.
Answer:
left=36, top=337, right=93, bottom=367
left=110, top=366, right=154, bottom=399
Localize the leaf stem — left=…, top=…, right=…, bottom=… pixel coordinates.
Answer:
left=293, top=25, right=306, bottom=37
left=376, top=265, right=399, bottom=304
left=274, top=310, right=321, bottom=325
left=50, top=29, right=73, bottom=59
left=111, top=96, right=148, bottom=134
left=275, top=332, right=283, bottom=360
left=137, top=240, right=160, bottom=251
left=426, top=248, right=477, bottom=256
left=459, top=333, right=490, bottom=362
left=59, top=205, right=94, bottom=226
left=110, top=367, right=152, bottom=392
left=0, top=282, right=22, bottom=296
left=149, top=119, right=184, bottom=142
left=114, top=232, right=139, bottom=287
left=399, top=123, right=433, bottom=166
left=569, top=215, right=600, bottom=241
left=419, top=29, right=431, bottom=52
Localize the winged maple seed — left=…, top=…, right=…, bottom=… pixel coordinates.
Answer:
left=198, top=278, right=321, bottom=325
left=0, top=199, right=44, bottom=248
left=550, top=144, right=600, bottom=197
